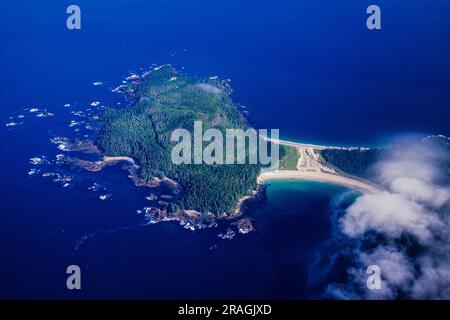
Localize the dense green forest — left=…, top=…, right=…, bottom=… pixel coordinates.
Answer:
left=96, top=66, right=261, bottom=214
left=95, top=66, right=392, bottom=213
left=279, top=145, right=299, bottom=170
left=319, top=148, right=383, bottom=178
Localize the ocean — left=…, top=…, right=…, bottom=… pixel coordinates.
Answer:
left=0, top=0, right=449, bottom=298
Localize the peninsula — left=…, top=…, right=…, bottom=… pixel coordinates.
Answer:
left=260, top=138, right=381, bottom=194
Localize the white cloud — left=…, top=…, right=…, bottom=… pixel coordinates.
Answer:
left=410, top=255, right=450, bottom=299
left=342, top=192, right=442, bottom=243
left=389, top=177, right=450, bottom=208
left=332, top=137, right=450, bottom=299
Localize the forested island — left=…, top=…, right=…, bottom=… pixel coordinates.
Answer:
left=96, top=65, right=262, bottom=216
left=66, top=65, right=405, bottom=223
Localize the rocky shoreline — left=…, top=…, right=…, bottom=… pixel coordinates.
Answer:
left=57, top=138, right=264, bottom=233
left=138, top=184, right=265, bottom=232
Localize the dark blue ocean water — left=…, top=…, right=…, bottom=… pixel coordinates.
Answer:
left=0, top=0, right=449, bottom=299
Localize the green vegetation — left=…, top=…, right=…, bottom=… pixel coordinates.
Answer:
left=319, top=149, right=383, bottom=178
left=279, top=145, right=299, bottom=170
left=96, top=66, right=261, bottom=214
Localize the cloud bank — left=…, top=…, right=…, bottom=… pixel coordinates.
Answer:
left=326, top=137, right=450, bottom=299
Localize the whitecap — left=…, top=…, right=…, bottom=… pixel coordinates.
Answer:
left=27, top=168, right=39, bottom=176
left=29, top=157, right=44, bottom=165
left=99, top=194, right=111, bottom=200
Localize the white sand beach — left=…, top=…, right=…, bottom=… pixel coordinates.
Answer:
left=258, top=170, right=380, bottom=194
left=259, top=138, right=381, bottom=194
left=102, top=156, right=136, bottom=165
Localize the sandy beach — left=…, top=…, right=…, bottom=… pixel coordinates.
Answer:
left=258, top=170, right=380, bottom=194
left=103, top=156, right=136, bottom=165
left=259, top=138, right=381, bottom=194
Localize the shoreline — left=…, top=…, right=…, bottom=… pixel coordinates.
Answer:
left=102, top=156, right=137, bottom=166
left=66, top=137, right=379, bottom=215
left=260, top=138, right=381, bottom=194
left=257, top=170, right=380, bottom=194
left=264, top=137, right=371, bottom=151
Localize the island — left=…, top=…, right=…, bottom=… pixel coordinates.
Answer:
left=96, top=65, right=263, bottom=219
left=64, top=65, right=385, bottom=227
